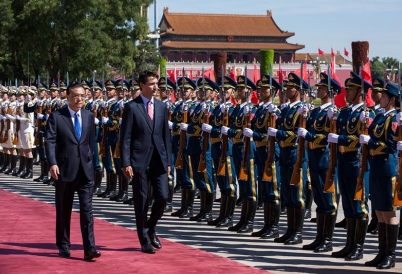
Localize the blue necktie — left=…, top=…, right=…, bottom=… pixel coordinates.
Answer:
left=74, top=112, right=81, bottom=141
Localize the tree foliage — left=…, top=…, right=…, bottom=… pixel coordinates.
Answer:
left=371, top=56, right=400, bottom=81
left=0, top=0, right=157, bottom=83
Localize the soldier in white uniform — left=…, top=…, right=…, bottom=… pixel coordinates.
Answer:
left=2, top=87, right=18, bottom=175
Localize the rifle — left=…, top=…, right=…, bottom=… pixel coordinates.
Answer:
left=4, top=102, right=12, bottom=144
left=165, top=67, right=172, bottom=121
left=354, top=62, right=368, bottom=200
left=175, top=68, right=187, bottom=169
left=324, top=64, right=337, bottom=193
left=238, top=66, right=250, bottom=181
left=262, top=62, right=277, bottom=181
left=198, top=67, right=208, bottom=172
left=290, top=61, right=306, bottom=186
left=13, top=79, right=20, bottom=145
left=0, top=100, right=4, bottom=143
left=34, top=76, right=42, bottom=147
left=393, top=61, right=402, bottom=206
left=217, top=65, right=228, bottom=176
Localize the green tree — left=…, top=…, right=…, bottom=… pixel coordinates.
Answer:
left=0, top=0, right=154, bottom=83
left=370, top=56, right=385, bottom=79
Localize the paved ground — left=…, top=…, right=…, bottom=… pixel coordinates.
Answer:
left=1, top=166, right=401, bottom=274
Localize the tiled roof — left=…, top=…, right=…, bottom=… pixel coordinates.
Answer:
left=295, top=52, right=352, bottom=65
left=160, top=41, right=304, bottom=51
left=159, top=8, right=294, bottom=37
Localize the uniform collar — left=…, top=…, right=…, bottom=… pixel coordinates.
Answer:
left=289, top=101, right=300, bottom=108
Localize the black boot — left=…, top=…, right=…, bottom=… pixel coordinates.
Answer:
left=252, top=203, right=270, bottom=237
left=284, top=208, right=305, bottom=245
left=105, top=174, right=117, bottom=198
left=398, top=212, right=402, bottom=240
left=32, top=149, right=39, bottom=165
left=180, top=189, right=194, bottom=218
left=257, top=182, right=263, bottom=210
left=275, top=207, right=294, bottom=243
left=216, top=196, right=236, bottom=227
left=304, top=184, right=313, bottom=219
left=365, top=222, right=386, bottom=267
left=208, top=194, right=227, bottom=226
left=164, top=182, right=174, bottom=212
left=236, top=197, right=242, bottom=207
left=198, top=192, right=214, bottom=222
left=33, top=160, right=45, bottom=182
left=110, top=175, right=123, bottom=201
left=367, top=209, right=378, bottom=234
left=22, top=158, right=34, bottom=179
left=303, top=212, right=324, bottom=250
left=93, top=170, right=103, bottom=195
left=190, top=191, right=206, bottom=221
left=14, top=156, right=25, bottom=177
left=237, top=200, right=257, bottom=233
left=0, top=152, right=4, bottom=170
left=171, top=188, right=187, bottom=217
left=332, top=217, right=356, bottom=258
left=377, top=224, right=398, bottom=269
left=261, top=204, right=281, bottom=239
left=99, top=173, right=111, bottom=197
left=5, top=155, right=17, bottom=175
left=228, top=198, right=247, bottom=231
left=335, top=217, right=347, bottom=228
left=0, top=154, right=10, bottom=173
left=345, top=219, right=368, bottom=261
left=173, top=183, right=181, bottom=193
left=117, top=176, right=129, bottom=202
left=315, top=214, right=337, bottom=253
left=41, top=161, right=49, bottom=183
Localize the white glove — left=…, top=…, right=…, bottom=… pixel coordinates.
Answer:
left=165, top=101, right=171, bottom=110
left=119, top=118, right=122, bottom=125
left=94, top=118, right=100, bottom=125
left=102, top=117, right=109, bottom=124
left=360, top=111, right=369, bottom=123
left=180, top=123, right=188, bottom=131
left=280, top=103, right=288, bottom=110
left=396, top=112, right=402, bottom=122
left=92, top=103, right=98, bottom=112
left=201, top=103, right=209, bottom=112
left=221, top=126, right=229, bottom=135
left=268, top=104, right=278, bottom=114
left=243, top=105, right=250, bottom=115
left=16, top=115, right=21, bottom=120
left=168, top=121, right=173, bottom=129
left=298, top=128, right=308, bottom=138
left=397, top=141, right=402, bottom=151
left=102, top=101, right=108, bottom=108
left=359, top=134, right=370, bottom=145
left=268, top=127, right=278, bottom=137
left=202, top=123, right=212, bottom=133
left=327, top=133, right=339, bottom=143
left=298, top=104, right=308, bottom=115
left=327, top=107, right=338, bottom=119
left=38, top=100, right=43, bottom=107
left=220, top=104, right=227, bottom=113
left=5, top=114, right=12, bottom=120
left=119, top=101, right=124, bottom=110
left=243, top=128, right=254, bottom=138
left=57, top=99, right=62, bottom=106
left=307, top=104, right=315, bottom=111
left=37, top=113, right=44, bottom=120
left=0, top=115, right=4, bottom=120
left=24, top=96, right=30, bottom=103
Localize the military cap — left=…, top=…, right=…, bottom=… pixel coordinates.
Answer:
left=372, top=78, right=385, bottom=91
left=123, top=80, right=130, bottom=90
left=315, top=73, right=342, bottom=94
left=383, top=83, right=400, bottom=98
left=217, top=76, right=237, bottom=90
left=105, top=79, right=116, bottom=89
left=38, top=82, right=48, bottom=90
left=177, top=77, right=196, bottom=90
left=90, top=80, right=103, bottom=90
left=345, top=71, right=373, bottom=92
left=236, top=75, right=257, bottom=90
left=69, top=80, right=80, bottom=86
left=197, top=77, right=218, bottom=91
left=9, top=87, right=17, bottom=96
left=260, top=74, right=282, bottom=91
left=28, top=86, right=36, bottom=96
left=18, top=86, right=26, bottom=96
left=158, top=77, right=177, bottom=91
left=80, top=79, right=90, bottom=89
left=256, top=79, right=262, bottom=89
left=59, top=81, right=68, bottom=90
left=129, top=79, right=140, bottom=90
left=281, top=80, right=288, bottom=91
left=115, top=79, right=128, bottom=90
left=49, top=82, right=59, bottom=91
left=286, top=73, right=309, bottom=90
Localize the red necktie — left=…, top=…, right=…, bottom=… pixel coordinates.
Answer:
left=148, top=101, right=153, bottom=120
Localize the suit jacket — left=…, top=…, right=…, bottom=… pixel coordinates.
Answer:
left=120, top=96, right=171, bottom=173
left=45, top=107, right=95, bottom=182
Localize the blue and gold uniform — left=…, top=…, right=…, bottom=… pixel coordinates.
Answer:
left=227, top=75, right=258, bottom=233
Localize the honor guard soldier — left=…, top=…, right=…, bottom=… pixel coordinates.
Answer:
left=205, top=76, right=238, bottom=227
left=0, top=86, right=9, bottom=172
left=364, top=83, right=399, bottom=269
left=58, top=81, right=68, bottom=109
left=182, top=77, right=215, bottom=222
left=158, top=77, right=176, bottom=212
left=81, top=79, right=91, bottom=105
left=268, top=73, right=309, bottom=245
left=91, top=80, right=105, bottom=196
left=129, top=79, right=141, bottom=100
left=170, top=77, right=196, bottom=218
left=248, top=74, right=282, bottom=238
left=223, top=75, right=258, bottom=233
left=2, top=87, right=18, bottom=175
left=299, top=73, right=341, bottom=252
left=329, top=72, right=374, bottom=261
left=98, top=80, right=118, bottom=198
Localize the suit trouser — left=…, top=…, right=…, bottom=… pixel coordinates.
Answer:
left=132, top=159, right=168, bottom=246
left=55, top=164, right=95, bottom=252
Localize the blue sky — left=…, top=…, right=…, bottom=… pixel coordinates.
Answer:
left=148, top=0, right=402, bottom=62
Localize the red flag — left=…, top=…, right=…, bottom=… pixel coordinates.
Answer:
left=251, top=91, right=258, bottom=105
left=344, top=47, right=349, bottom=58
left=231, top=95, right=237, bottom=105
left=362, top=59, right=374, bottom=107
left=329, top=55, right=347, bottom=107
left=253, top=63, right=259, bottom=83
left=204, top=67, right=215, bottom=82
left=293, top=62, right=308, bottom=81
left=229, top=65, right=236, bottom=80
left=318, top=48, right=325, bottom=55
left=331, top=48, right=335, bottom=58
left=169, top=67, right=177, bottom=83
left=278, top=57, right=284, bottom=104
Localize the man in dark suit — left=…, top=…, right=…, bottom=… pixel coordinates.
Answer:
left=120, top=70, right=171, bottom=254
left=45, top=82, right=101, bottom=260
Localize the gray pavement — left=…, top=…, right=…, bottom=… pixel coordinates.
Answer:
left=1, top=166, right=401, bottom=274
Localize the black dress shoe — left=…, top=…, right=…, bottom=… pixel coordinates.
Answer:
left=141, top=243, right=155, bottom=254
left=123, top=197, right=133, bottom=204
left=58, top=249, right=71, bottom=258
left=148, top=232, right=162, bottom=249
left=84, top=247, right=101, bottom=260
